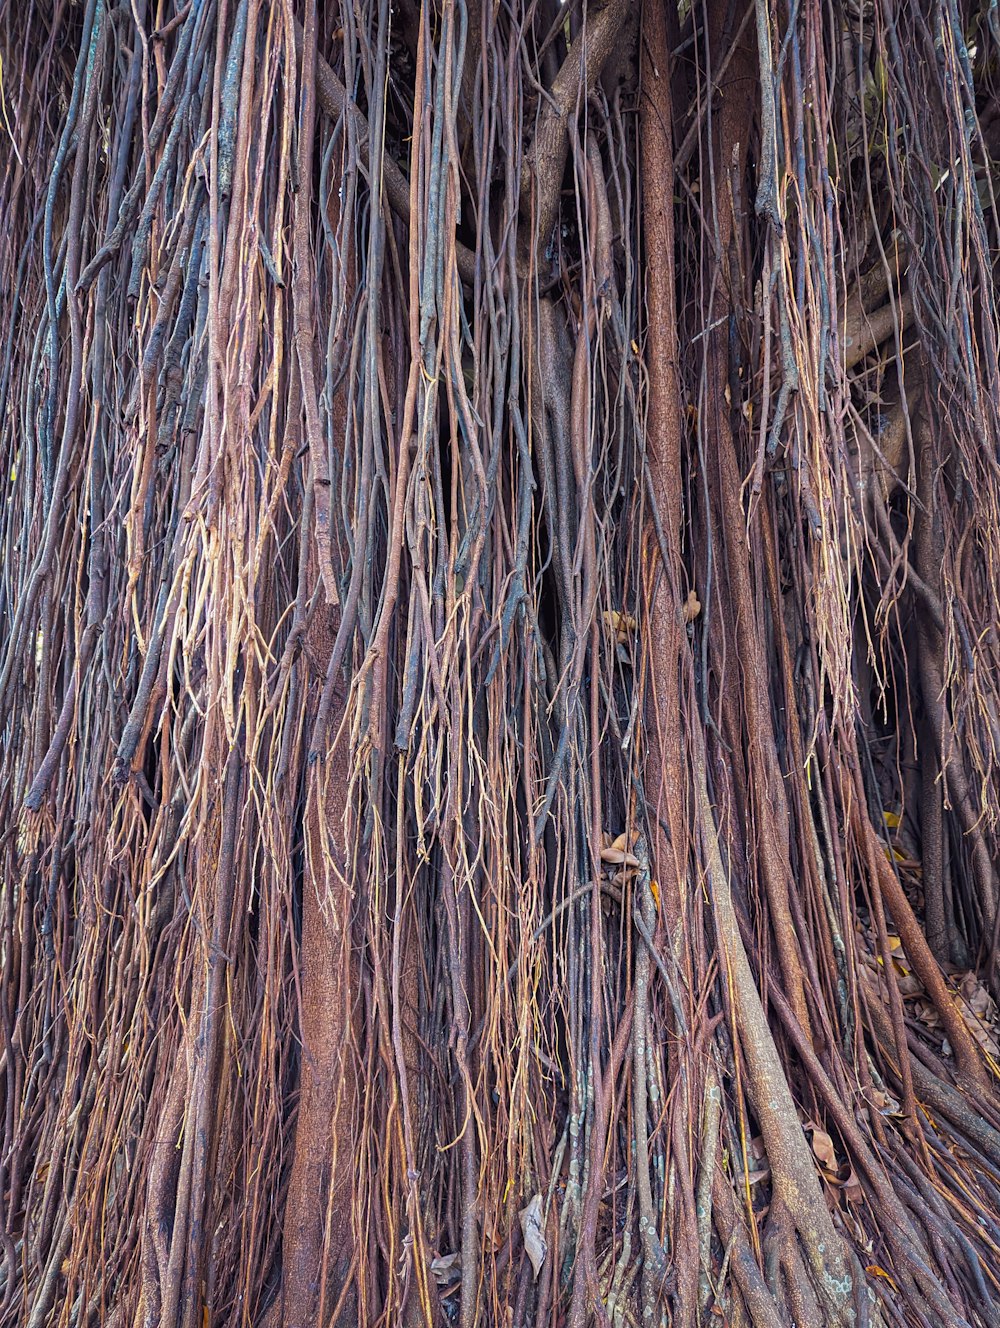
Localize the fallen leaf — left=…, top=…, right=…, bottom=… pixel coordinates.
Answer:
left=520, top=1195, right=547, bottom=1281
left=809, top=1126, right=838, bottom=1176
left=866, top=1265, right=899, bottom=1293
left=431, top=1252, right=461, bottom=1288
left=839, top=1168, right=863, bottom=1203
left=603, top=610, right=637, bottom=635
left=959, top=971, right=992, bottom=1019
left=954, top=973, right=1000, bottom=1055
left=683, top=589, right=701, bottom=623
left=895, top=972, right=923, bottom=998
left=871, top=1089, right=902, bottom=1116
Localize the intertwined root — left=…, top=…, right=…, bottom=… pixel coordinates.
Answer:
left=5, top=3, right=1000, bottom=1327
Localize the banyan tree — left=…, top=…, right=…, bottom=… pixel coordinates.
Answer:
left=4, top=0, right=1000, bottom=1324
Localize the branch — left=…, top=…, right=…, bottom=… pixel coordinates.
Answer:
left=296, top=21, right=477, bottom=286
left=522, top=0, right=630, bottom=261
left=674, top=3, right=755, bottom=175
left=843, top=289, right=914, bottom=371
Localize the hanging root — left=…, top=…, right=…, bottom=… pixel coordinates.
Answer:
left=4, top=3, right=1000, bottom=1327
